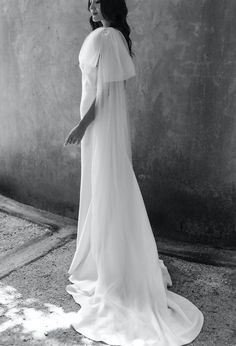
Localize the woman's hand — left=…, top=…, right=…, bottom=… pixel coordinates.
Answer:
left=64, top=121, right=86, bottom=146
left=64, top=99, right=96, bottom=147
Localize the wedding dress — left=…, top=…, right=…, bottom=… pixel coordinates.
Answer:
left=66, top=27, right=204, bottom=346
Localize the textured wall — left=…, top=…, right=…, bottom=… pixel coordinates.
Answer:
left=0, top=0, right=235, bottom=247
left=0, top=0, right=86, bottom=216
left=129, top=0, right=236, bottom=247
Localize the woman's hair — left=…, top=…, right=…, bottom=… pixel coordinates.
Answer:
left=88, top=0, right=134, bottom=57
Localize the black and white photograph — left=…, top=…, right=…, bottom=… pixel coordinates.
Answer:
left=0, top=1, right=235, bottom=345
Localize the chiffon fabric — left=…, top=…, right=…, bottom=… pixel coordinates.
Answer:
left=66, top=27, right=204, bottom=346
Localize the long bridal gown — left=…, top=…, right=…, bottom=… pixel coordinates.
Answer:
left=66, top=27, right=204, bottom=346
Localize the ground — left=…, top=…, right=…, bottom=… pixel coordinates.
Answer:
left=0, top=199, right=235, bottom=346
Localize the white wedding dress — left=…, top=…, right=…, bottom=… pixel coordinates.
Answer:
left=66, top=27, right=204, bottom=346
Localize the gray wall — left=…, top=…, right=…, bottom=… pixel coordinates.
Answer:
left=0, top=0, right=236, bottom=247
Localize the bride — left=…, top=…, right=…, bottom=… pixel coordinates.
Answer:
left=64, top=0, right=204, bottom=345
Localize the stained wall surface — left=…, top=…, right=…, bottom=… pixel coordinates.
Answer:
left=0, top=0, right=236, bottom=247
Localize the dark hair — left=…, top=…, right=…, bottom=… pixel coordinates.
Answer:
left=88, top=0, right=134, bottom=57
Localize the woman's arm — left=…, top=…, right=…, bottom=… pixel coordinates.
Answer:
left=64, top=79, right=110, bottom=146
left=64, top=99, right=96, bottom=146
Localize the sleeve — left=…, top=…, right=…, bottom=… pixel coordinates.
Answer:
left=97, top=28, right=136, bottom=82
left=93, top=28, right=134, bottom=167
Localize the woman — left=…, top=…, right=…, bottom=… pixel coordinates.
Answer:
left=64, top=1, right=204, bottom=345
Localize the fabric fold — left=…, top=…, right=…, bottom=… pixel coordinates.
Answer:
left=66, top=27, right=204, bottom=346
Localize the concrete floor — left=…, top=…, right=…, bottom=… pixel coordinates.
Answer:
left=0, top=201, right=235, bottom=346
left=0, top=211, right=53, bottom=255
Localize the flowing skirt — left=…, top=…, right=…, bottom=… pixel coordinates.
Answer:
left=66, top=81, right=204, bottom=346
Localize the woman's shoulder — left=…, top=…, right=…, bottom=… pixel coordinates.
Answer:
left=84, top=27, right=105, bottom=44
left=85, top=26, right=120, bottom=38
left=83, top=27, right=124, bottom=49
left=84, top=26, right=129, bottom=49
left=96, top=27, right=128, bottom=46
left=81, top=28, right=105, bottom=53
left=79, top=27, right=128, bottom=67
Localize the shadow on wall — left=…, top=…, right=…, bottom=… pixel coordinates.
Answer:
left=0, top=174, right=77, bottom=221
left=130, top=0, right=236, bottom=249
left=134, top=143, right=236, bottom=249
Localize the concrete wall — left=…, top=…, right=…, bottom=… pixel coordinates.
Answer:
left=0, top=0, right=235, bottom=247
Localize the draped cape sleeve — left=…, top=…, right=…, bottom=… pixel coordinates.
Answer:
left=79, top=26, right=136, bottom=164
left=79, top=27, right=135, bottom=81
left=97, top=27, right=135, bottom=82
